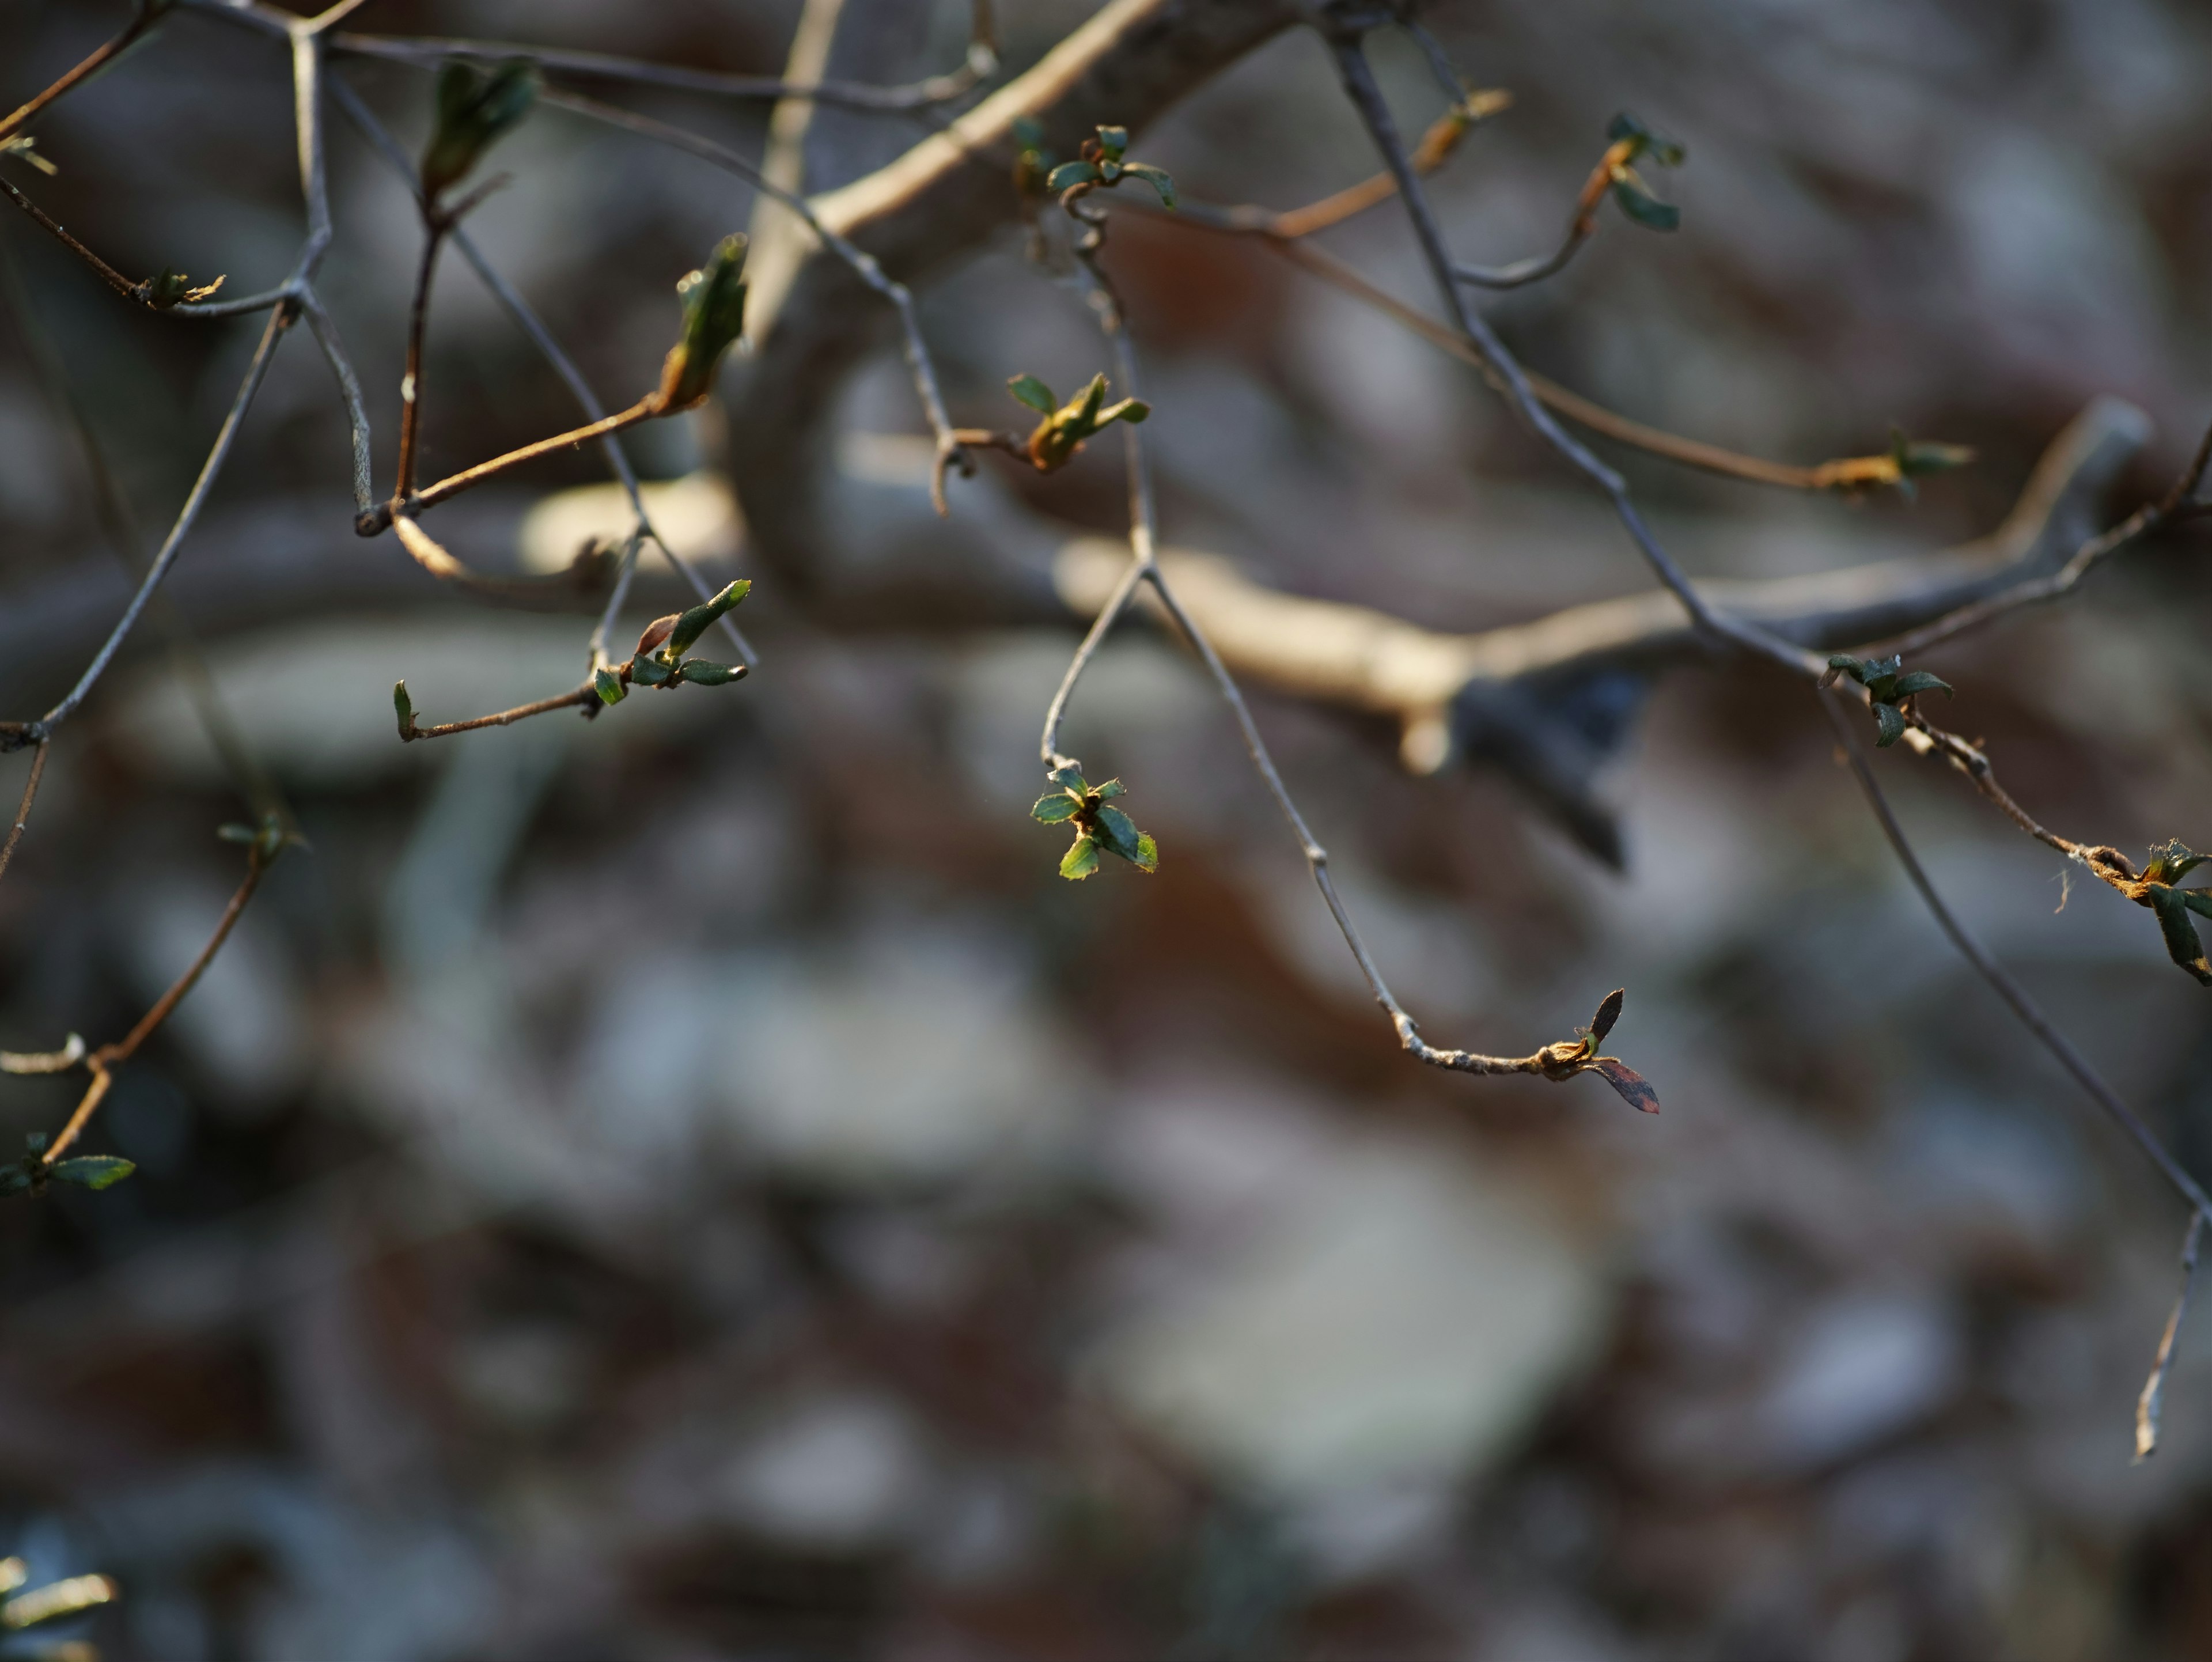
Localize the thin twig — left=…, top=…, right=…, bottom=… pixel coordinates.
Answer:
left=45, top=845, right=275, bottom=1164
left=0, top=174, right=146, bottom=302
left=1881, top=415, right=2212, bottom=658
left=6, top=301, right=291, bottom=749
left=0, top=742, right=49, bottom=888
left=1160, top=185, right=1916, bottom=495
left=2138, top=1214, right=2205, bottom=1462
left=527, top=86, right=975, bottom=513
left=1816, top=687, right=2212, bottom=1219
left=1, top=6, right=164, bottom=143
left=328, top=75, right=754, bottom=668
left=1042, top=178, right=1650, bottom=1101
left=328, top=31, right=992, bottom=113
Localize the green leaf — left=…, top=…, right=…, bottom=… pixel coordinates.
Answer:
left=662, top=234, right=750, bottom=409
left=1889, top=671, right=1953, bottom=700
left=1048, top=764, right=1087, bottom=793
left=2183, top=888, right=2212, bottom=919
left=666, top=578, right=751, bottom=657
left=1859, top=656, right=1903, bottom=702
left=1071, top=373, right=1108, bottom=428
left=1092, top=778, right=1127, bottom=800
left=1892, top=431, right=1975, bottom=478
left=1007, top=374, right=1058, bottom=414
left=1046, top=160, right=1101, bottom=192
left=1605, top=112, right=1683, bottom=167
left=422, top=59, right=537, bottom=200
left=631, top=652, right=671, bottom=687
left=1060, top=835, right=1100, bottom=881
left=1826, top=654, right=1868, bottom=683
left=1097, top=397, right=1150, bottom=427
left=1094, top=126, right=1128, bottom=161
left=393, top=680, right=415, bottom=737
left=217, top=823, right=257, bottom=844
left=1120, top=162, right=1177, bottom=209
left=1095, top=804, right=1146, bottom=863
left=1032, top=794, right=1081, bottom=823
left=676, top=658, right=744, bottom=686
left=0, top=1166, right=29, bottom=1197
left=1011, top=116, right=1047, bottom=153
left=1872, top=702, right=1907, bottom=747
left=594, top=665, right=626, bottom=706
left=2145, top=839, right=2209, bottom=885
left=1131, top=832, right=1158, bottom=873
left=1589, top=987, right=1624, bottom=1046
left=1609, top=177, right=1679, bottom=231
left=50, top=1156, right=135, bottom=1191
left=2150, top=885, right=2212, bottom=984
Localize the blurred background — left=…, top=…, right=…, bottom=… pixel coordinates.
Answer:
left=3, top=1, right=2212, bottom=1657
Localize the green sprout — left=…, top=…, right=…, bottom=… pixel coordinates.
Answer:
left=2141, top=838, right=2212, bottom=985
left=1603, top=111, right=1685, bottom=231
left=1005, top=372, right=1149, bottom=472
left=1824, top=653, right=1953, bottom=747
left=1884, top=427, right=1977, bottom=501
left=141, top=266, right=225, bottom=309
left=658, top=234, right=749, bottom=411
left=1044, top=124, right=1176, bottom=208
left=421, top=59, right=537, bottom=202
left=627, top=579, right=751, bottom=691
left=1033, top=765, right=1158, bottom=879
left=0, top=1133, right=133, bottom=1200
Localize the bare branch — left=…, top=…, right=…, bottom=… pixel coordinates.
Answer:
left=2138, top=1214, right=2205, bottom=1462
left=0, top=741, right=48, bottom=888
left=1817, top=687, right=2212, bottom=1220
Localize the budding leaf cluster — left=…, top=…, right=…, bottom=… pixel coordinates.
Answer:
left=1006, top=372, right=1149, bottom=471
left=1824, top=653, right=1953, bottom=747
left=1033, top=766, right=1157, bottom=880
left=660, top=234, right=749, bottom=411
left=1884, top=426, right=1976, bottom=501
left=604, top=579, right=752, bottom=702
left=1604, top=111, right=1685, bottom=232
left=1045, top=126, right=1176, bottom=208
left=2141, top=838, right=2212, bottom=985
left=141, top=267, right=225, bottom=309
left=1550, top=987, right=1661, bottom=1114
left=421, top=59, right=537, bottom=202
left=0, top=1134, right=133, bottom=1200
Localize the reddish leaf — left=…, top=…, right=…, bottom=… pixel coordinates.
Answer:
left=1587, top=1057, right=1659, bottom=1114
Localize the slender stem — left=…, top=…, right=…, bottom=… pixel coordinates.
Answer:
left=298, top=289, right=374, bottom=516
left=1322, top=29, right=1817, bottom=679
left=406, top=395, right=661, bottom=517
left=46, top=848, right=274, bottom=1164
left=30, top=302, right=291, bottom=739
left=394, top=223, right=445, bottom=498
left=1160, top=192, right=1910, bottom=494
left=1046, top=188, right=1617, bottom=1086
left=530, top=86, right=972, bottom=506
left=0, top=742, right=50, bottom=887
left=1817, top=687, right=2212, bottom=1220
left=2138, top=1214, right=2205, bottom=1462
left=0, top=175, right=143, bottom=302
left=0, top=8, right=160, bottom=143
left=328, top=31, right=991, bottom=112
left=328, top=76, right=755, bottom=668
left=1881, top=417, right=2212, bottom=658
left=402, top=682, right=600, bottom=741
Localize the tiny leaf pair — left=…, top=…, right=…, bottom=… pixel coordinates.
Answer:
left=1033, top=766, right=1157, bottom=879
left=1006, top=372, right=1149, bottom=471
left=1884, top=427, right=1977, bottom=502
left=615, top=578, right=752, bottom=699
left=1603, top=111, right=1685, bottom=232
left=1542, top=988, right=1660, bottom=1113
left=141, top=267, right=225, bottom=309
left=217, top=812, right=305, bottom=864
left=421, top=59, right=537, bottom=202
left=1823, top=654, right=1953, bottom=747
left=1044, top=125, right=1177, bottom=208
left=2141, top=839, right=2212, bottom=985
left=660, top=234, right=749, bottom=411
left=0, top=1133, right=134, bottom=1201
